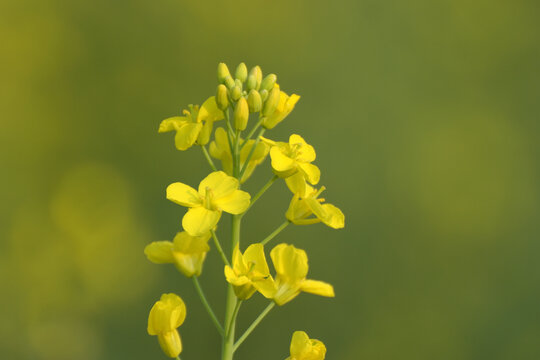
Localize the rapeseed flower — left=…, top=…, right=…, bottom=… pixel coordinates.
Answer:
left=159, top=96, right=224, bottom=150
left=286, top=184, right=344, bottom=229
left=147, top=293, right=186, bottom=358
left=269, top=243, right=334, bottom=305
left=209, top=127, right=269, bottom=183
left=262, top=89, right=300, bottom=129
left=166, top=171, right=250, bottom=236
left=262, top=134, right=320, bottom=189
left=144, top=231, right=211, bottom=277
left=224, top=244, right=275, bottom=300
left=286, top=331, right=326, bottom=360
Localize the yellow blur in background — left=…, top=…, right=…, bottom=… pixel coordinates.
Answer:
left=1, top=0, right=539, bottom=359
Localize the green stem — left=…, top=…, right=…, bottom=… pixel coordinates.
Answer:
left=224, top=109, right=236, bottom=157
left=222, top=214, right=242, bottom=360
left=244, top=175, right=278, bottom=214
left=239, top=119, right=262, bottom=150
left=238, top=128, right=266, bottom=179
left=233, top=302, right=275, bottom=352
left=225, top=300, right=242, bottom=336
left=201, top=145, right=217, bottom=171
left=211, top=230, right=230, bottom=267
left=260, top=221, right=290, bottom=246
left=192, top=277, right=224, bottom=336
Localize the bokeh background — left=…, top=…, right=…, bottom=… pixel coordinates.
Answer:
left=1, top=0, right=539, bottom=359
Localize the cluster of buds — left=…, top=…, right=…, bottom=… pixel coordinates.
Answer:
left=145, top=62, right=344, bottom=360
left=216, top=62, right=299, bottom=131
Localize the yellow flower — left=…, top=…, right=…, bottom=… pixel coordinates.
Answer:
left=166, top=171, right=250, bottom=236
left=144, top=231, right=211, bottom=277
left=286, top=331, right=326, bottom=360
left=262, top=134, right=320, bottom=188
left=270, top=243, right=335, bottom=305
left=286, top=184, right=345, bottom=229
left=159, top=96, right=224, bottom=150
left=224, top=244, right=275, bottom=300
left=147, top=293, right=186, bottom=358
left=209, top=127, right=269, bottom=183
left=262, top=89, right=300, bottom=129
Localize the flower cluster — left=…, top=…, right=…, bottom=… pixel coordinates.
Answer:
left=144, top=63, right=345, bottom=359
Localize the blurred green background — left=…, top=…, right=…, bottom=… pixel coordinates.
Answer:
left=1, top=0, right=539, bottom=359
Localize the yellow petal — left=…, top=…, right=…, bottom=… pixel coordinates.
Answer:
left=285, top=172, right=307, bottom=195
left=144, top=241, right=174, bottom=264
left=297, top=162, right=320, bottom=185
left=166, top=182, right=201, bottom=207
left=253, top=277, right=276, bottom=299
left=198, top=96, right=224, bottom=122
left=290, top=331, right=311, bottom=357
left=158, top=330, right=182, bottom=358
left=172, top=231, right=211, bottom=254
left=304, top=197, right=328, bottom=222
left=321, top=204, right=345, bottom=229
left=270, top=243, right=309, bottom=281
left=290, top=134, right=316, bottom=163
left=198, top=171, right=239, bottom=198
left=159, top=116, right=188, bottom=133
left=182, top=207, right=221, bottom=236
left=300, top=279, right=335, bottom=297
left=214, top=189, right=250, bottom=214
left=270, top=146, right=296, bottom=173
left=243, top=243, right=270, bottom=275
left=175, top=122, right=202, bottom=150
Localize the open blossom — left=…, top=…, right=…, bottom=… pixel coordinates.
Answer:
left=144, top=231, right=211, bottom=277
left=262, top=134, right=320, bottom=190
left=159, top=96, right=224, bottom=150
left=209, top=127, right=269, bottom=183
left=224, top=244, right=275, bottom=300
left=286, top=184, right=345, bottom=229
left=286, top=331, right=326, bottom=360
left=147, top=293, right=186, bottom=358
left=166, top=171, right=250, bottom=236
left=269, top=243, right=335, bottom=306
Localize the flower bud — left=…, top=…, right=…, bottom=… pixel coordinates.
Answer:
left=247, top=89, right=262, bottom=113
left=235, top=62, right=248, bottom=82
left=216, top=84, right=229, bottom=110
left=249, top=66, right=263, bottom=89
left=262, top=86, right=280, bottom=116
left=234, top=97, right=249, bottom=130
left=231, top=85, right=242, bottom=101
left=224, top=75, right=235, bottom=89
left=260, top=74, right=277, bottom=92
left=260, top=89, right=269, bottom=101
left=245, top=74, right=257, bottom=91
left=234, top=79, right=243, bottom=90
left=217, top=63, right=231, bottom=83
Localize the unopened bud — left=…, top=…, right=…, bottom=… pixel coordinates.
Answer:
left=217, top=63, right=231, bottom=83
left=231, top=85, right=242, bottom=101
left=247, top=90, right=262, bottom=113
left=245, top=74, right=257, bottom=91
left=235, top=62, right=248, bottom=82
left=234, top=79, right=243, bottom=91
left=260, top=74, right=277, bottom=92
left=216, top=85, right=229, bottom=110
left=224, top=75, right=235, bottom=89
left=260, top=89, right=269, bottom=101
left=262, top=87, right=280, bottom=116
left=249, top=66, right=263, bottom=89
left=234, top=97, right=249, bottom=131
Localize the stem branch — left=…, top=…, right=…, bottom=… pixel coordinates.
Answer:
left=233, top=302, right=275, bottom=352
left=192, top=277, right=224, bottom=336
